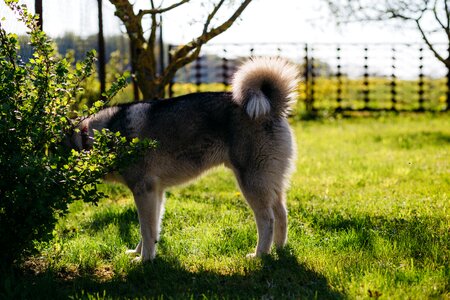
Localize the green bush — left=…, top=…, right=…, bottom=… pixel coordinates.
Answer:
left=0, top=1, right=153, bottom=267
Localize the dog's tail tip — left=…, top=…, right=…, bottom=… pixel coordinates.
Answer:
left=232, top=57, right=299, bottom=119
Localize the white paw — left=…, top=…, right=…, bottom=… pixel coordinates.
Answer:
left=125, top=249, right=139, bottom=256
left=131, top=254, right=154, bottom=263
left=246, top=252, right=257, bottom=259
left=131, top=256, right=142, bottom=263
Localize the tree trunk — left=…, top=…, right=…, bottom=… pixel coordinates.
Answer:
left=446, top=65, right=450, bottom=111
left=97, top=0, right=106, bottom=99
left=136, top=74, right=165, bottom=100
left=35, top=0, right=43, bottom=30
left=129, top=39, right=140, bottom=101
left=134, top=51, right=162, bottom=100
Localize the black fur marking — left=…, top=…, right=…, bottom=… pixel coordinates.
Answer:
left=260, top=80, right=272, bottom=98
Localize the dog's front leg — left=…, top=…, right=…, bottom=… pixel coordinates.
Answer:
left=131, top=180, right=165, bottom=262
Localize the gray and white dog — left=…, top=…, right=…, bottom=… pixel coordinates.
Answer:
left=71, top=57, right=298, bottom=262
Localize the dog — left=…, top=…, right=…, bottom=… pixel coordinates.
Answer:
left=70, top=57, right=298, bottom=262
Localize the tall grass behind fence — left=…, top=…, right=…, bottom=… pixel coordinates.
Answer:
left=169, top=43, right=448, bottom=113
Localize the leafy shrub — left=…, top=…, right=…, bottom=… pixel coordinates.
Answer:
left=0, top=1, right=153, bottom=267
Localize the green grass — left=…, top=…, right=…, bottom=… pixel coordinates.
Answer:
left=2, top=113, right=449, bottom=299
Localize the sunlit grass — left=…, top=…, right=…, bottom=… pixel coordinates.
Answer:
left=5, top=113, right=449, bottom=299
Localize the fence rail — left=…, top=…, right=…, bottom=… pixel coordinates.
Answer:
left=168, top=43, right=449, bottom=113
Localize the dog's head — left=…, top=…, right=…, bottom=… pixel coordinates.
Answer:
left=63, top=107, right=119, bottom=152
left=63, top=122, right=93, bottom=151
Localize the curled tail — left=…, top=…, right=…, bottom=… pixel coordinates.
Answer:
left=232, top=57, right=299, bottom=119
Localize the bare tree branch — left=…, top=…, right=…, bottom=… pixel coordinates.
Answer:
left=445, top=0, right=450, bottom=27
left=166, top=0, right=252, bottom=80
left=137, top=0, right=190, bottom=19
left=324, top=0, right=449, bottom=110
left=146, top=0, right=158, bottom=76
left=109, top=0, right=253, bottom=99
left=442, top=0, right=450, bottom=39
left=416, top=18, right=448, bottom=65
left=110, top=0, right=145, bottom=44
left=433, top=0, right=447, bottom=30
left=203, top=0, right=225, bottom=35
left=325, top=0, right=449, bottom=61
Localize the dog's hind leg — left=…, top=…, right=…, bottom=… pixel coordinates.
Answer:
left=272, top=192, right=288, bottom=249
left=234, top=172, right=275, bottom=257
left=251, top=202, right=275, bottom=257
left=130, top=178, right=165, bottom=262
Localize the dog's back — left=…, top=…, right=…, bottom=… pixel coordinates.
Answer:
left=110, top=92, right=238, bottom=186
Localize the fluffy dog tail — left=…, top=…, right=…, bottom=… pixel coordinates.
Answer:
left=232, top=57, right=299, bottom=119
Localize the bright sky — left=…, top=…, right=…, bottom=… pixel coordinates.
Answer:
left=0, top=0, right=432, bottom=44
left=1, top=0, right=447, bottom=78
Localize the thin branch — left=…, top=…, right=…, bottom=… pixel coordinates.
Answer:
left=445, top=0, right=450, bottom=30
left=110, top=0, right=145, bottom=44
left=147, top=0, right=158, bottom=74
left=202, top=0, right=225, bottom=35
left=166, top=0, right=252, bottom=78
left=137, top=0, right=190, bottom=19
left=387, top=8, right=414, bottom=21
left=433, top=0, right=449, bottom=34
left=160, top=46, right=202, bottom=88
left=444, top=0, right=450, bottom=33
left=416, top=18, right=448, bottom=65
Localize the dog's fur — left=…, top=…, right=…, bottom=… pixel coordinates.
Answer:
left=71, top=57, right=298, bottom=261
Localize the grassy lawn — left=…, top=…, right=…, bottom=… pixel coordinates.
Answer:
left=3, top=113, right=449, bottom=299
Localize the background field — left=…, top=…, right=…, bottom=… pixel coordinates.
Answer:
left=169, top=78, right=448, bottom=113
left=3, top=113, right=449, bottom=299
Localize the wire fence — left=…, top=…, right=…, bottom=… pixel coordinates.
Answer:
left=169, top=43, right=449, bottom=113
left=15, top=37, right=450, bottom=112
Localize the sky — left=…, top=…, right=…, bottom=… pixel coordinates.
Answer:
left=0, top=0, right=435, bottom=44
left=1, top=0, right=447, bottom=78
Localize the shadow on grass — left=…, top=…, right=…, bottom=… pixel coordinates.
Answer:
left=2, top=249, right=343, bottom=299
left=83, top=205, right=138, bottom=248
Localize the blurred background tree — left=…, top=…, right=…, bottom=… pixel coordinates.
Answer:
left=109, top=0, right=253, bottom=100
left=324, top=0, right=450, bottom=110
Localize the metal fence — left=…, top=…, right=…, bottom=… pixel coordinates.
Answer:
left=168, top=43, right=449, bottom=113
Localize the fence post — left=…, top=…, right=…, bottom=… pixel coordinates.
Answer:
left=390, top=46, right=397, bottom=111
left=310, top=46, right=316, bottom=112
left=277, top=47, right=282, bottom=58
left=446, top=44, right=450, bottom=111
left=304, top=43, right=309, bottom=102
left=168, top=44, right=174, bottom=98
left=35, top=0, right=43, bottom=30
left=336, top=45, right=342, bottom=112
left=222, top=48, right=229, bottom=90
left=195, top=56, right=202, bottom=92
left=97, top=0, right=106, bottom=99
left=418, top=47, right=425, bottom=112
left=363, top=46, right=370, bottom=110
left=304, top=44, right=314, bottom=114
